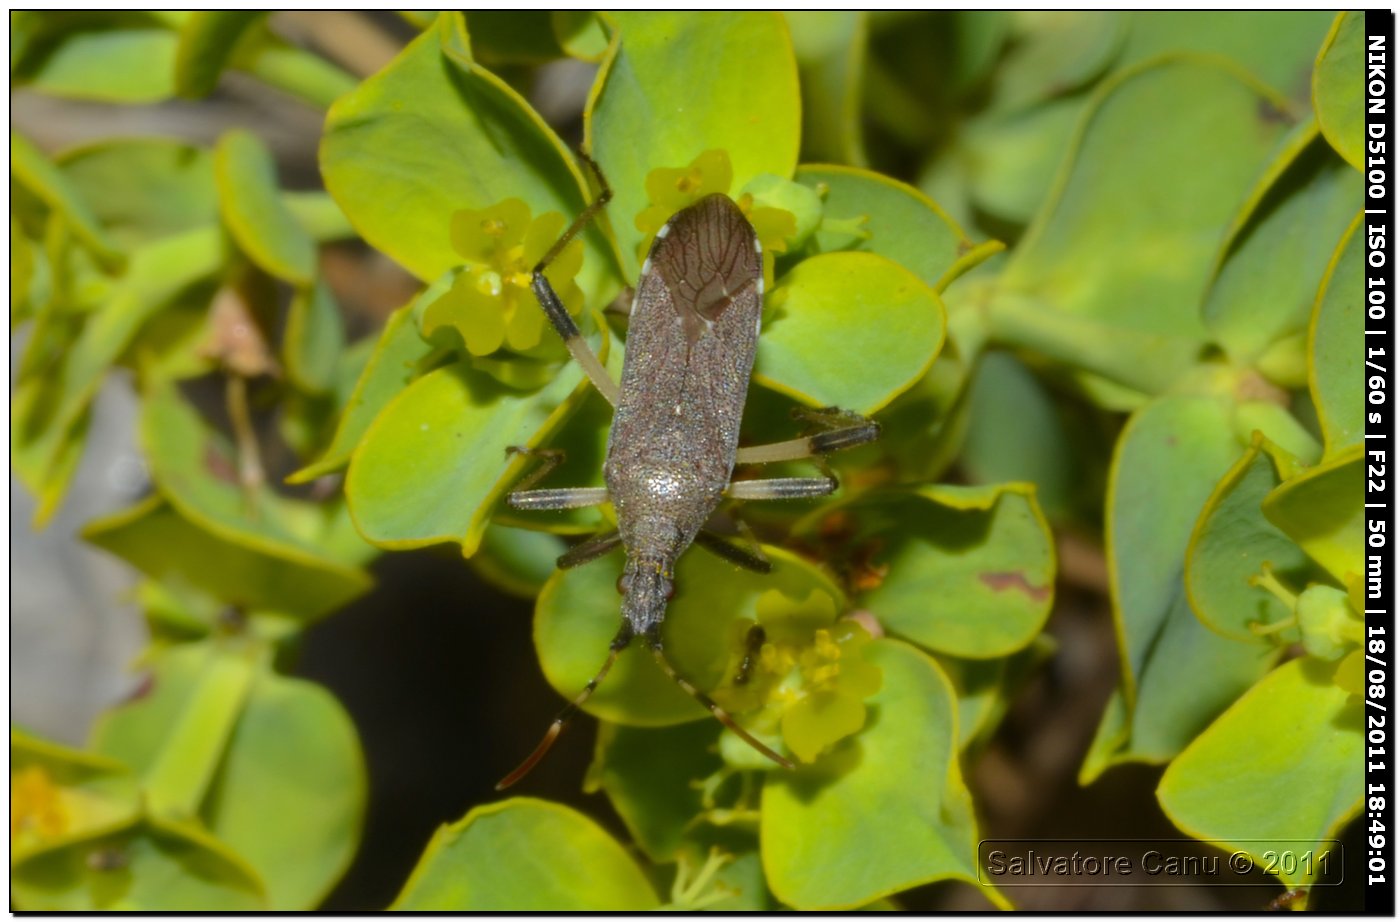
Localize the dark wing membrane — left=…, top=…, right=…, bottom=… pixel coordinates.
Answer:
left=650, top=194, right=762, bottom=348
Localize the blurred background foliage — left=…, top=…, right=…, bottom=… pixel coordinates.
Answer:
left=10, top=10, right=1364, bottom=910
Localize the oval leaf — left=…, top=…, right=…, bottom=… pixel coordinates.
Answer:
left=755, top=251, right=944, bottom=415
left=214, top=129, right=317, bottom=285
left=586, top=11, right=801, bottom=278
left=321, top=14, right=618, bottom=300
left=345, top=354, right=593, bottom=553
left=761, top=640, right=992, bottom=909
left=1310, top=214, right=1365, bottom=457
left=993, top=57, right=1295, bottom=394
left=1312, top=12, right=1365, bottom=171
left=1158, top=657, right=1362, bottom=890
left=391, top=798, right=658, bottom=910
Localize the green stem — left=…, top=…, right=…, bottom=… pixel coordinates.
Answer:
left=243, top=44, right=358, bottom=109
left=144, top=647, right=257, bottom=821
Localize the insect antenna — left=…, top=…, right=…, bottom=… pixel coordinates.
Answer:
left=495, top=628, right=632, bottom=791
left=647, top=641, right=794, bottom=770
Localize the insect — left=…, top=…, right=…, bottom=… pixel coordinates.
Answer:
left=497, top=158, right=879, bottom=789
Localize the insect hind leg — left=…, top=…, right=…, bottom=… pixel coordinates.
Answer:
left=734, top=406, right=880, bottom=465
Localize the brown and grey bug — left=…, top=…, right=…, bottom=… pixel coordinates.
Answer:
left=497, top=159, right=879, bottom=789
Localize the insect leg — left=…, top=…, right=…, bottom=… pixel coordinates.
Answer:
left=734, top=407, right=880, bottom=465
left=506, top=445, right=611, bottom=511
left=557, top=530, right=622, bottom=569
left=724, top=476, right=837, bottom=501
left=508, top=487, right=610, bottom=511
left=646, top=636, right=793, bottom=770
left=496, top=625, right=633, bottom=790
left=531, top=154, right=619, bottom=405
left=694, top=530, right=772, bottom=574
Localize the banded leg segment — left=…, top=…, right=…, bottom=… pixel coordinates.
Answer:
left=531, top=153, right=619, bottom=405
left=735, top=406, right=880, bottom=466
left=725, top=476, right=837, bottom=501
left=506, top=445, right=611, bottom=511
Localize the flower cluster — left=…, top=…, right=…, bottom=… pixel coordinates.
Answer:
left=634, top=149, right=798, bottom=287
left=715, top=589, right=882, bottom=765
left=422, top=199, right=585, bottom=356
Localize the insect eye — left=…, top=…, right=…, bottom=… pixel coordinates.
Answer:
left=663, top=581, right=676, bottom=602
left=615, top=574, right=628, bottom=595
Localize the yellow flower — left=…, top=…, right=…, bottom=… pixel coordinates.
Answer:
left=11, top=764, right=67, bottom=843
left=422, top=199, right=585, bottom=356
left=714, top=589, right=883, bottom=765
left=633, top=150, right=798, bottom=288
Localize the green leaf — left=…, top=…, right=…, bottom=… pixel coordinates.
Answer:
left=11, top=816, right=266, bottom=911
left=991, top=57, right=1294, bottom=395
left=14, top=26, right=179, bottom=103
left=11, top=131, right=122, bottom=268
left=174, top=11, right=267, bottom=98
left=58, top=138, right=219, bottom=249
left=794, top=164, right=988, bottom=292
left=1310, top=214, right=1365, bottom=457
left=1262, top=444, right=1364, bottom=585
left=12, top=227, right=225, bottom=491
left=795, top=483, right=1054, bottom=658
left=586, top=11, right=801, bottom=278
left=288, top=274, right=451, bottom=483
left=988, top=12, right=1125, bottom=111
left=140, top=647, right=258, bottom=821
left=203, top=668, right=366, bottom=908
left=755, top=251, right=944, bottom=415
left=1186, top=434, right=1318, bottom=642
left=761, top=640, right=996, bottom=909
left=345, top=347, right=597, bottom=554
left=84, top=496, right=370, bottom=620
left=953, top=96, right=1083, bottom=228
left=1202, top=126, right=1362, bottom=364
left=89, top=640, right=365, bottom=908
left=1086, top=396, right=1278, bottom=780
left=214, top=129, right=317, bottom=285
left=1111, top=396, right=1263, bottom=695
left=1158, top=656, right=1362, bottom=889
left=469, top=523, right=570, bottom=599
left=11, top=383, right=90, bottom=527
left=939, top=637, right=1056, bottom=751
left=551, top=11, right=609, bottom=61
left=785, top=13, right=868, bottom=166
left=283, top=279, right=347, bottom=394
left=536, top=545, right=843, bottom=726
left=959, top=350, right=1081, bottom=521
left=586, top=720, right=723, bottom=862
left=391, top=797, right=659, bottom=910
left=1118, top=11, right=1337, bottom=101
left=321, top=14, right=618, bottom=301
left=135, top=382, right=374, bottom=604
left=1313, top=12, right=1365, bottom=171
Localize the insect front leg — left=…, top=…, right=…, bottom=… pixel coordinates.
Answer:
left=532, top=153, right=620, bottom=405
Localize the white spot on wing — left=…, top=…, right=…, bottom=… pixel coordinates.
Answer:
left=640, top=255, right=653, bottom=277
left=655, top=222, right=671, bottom=239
